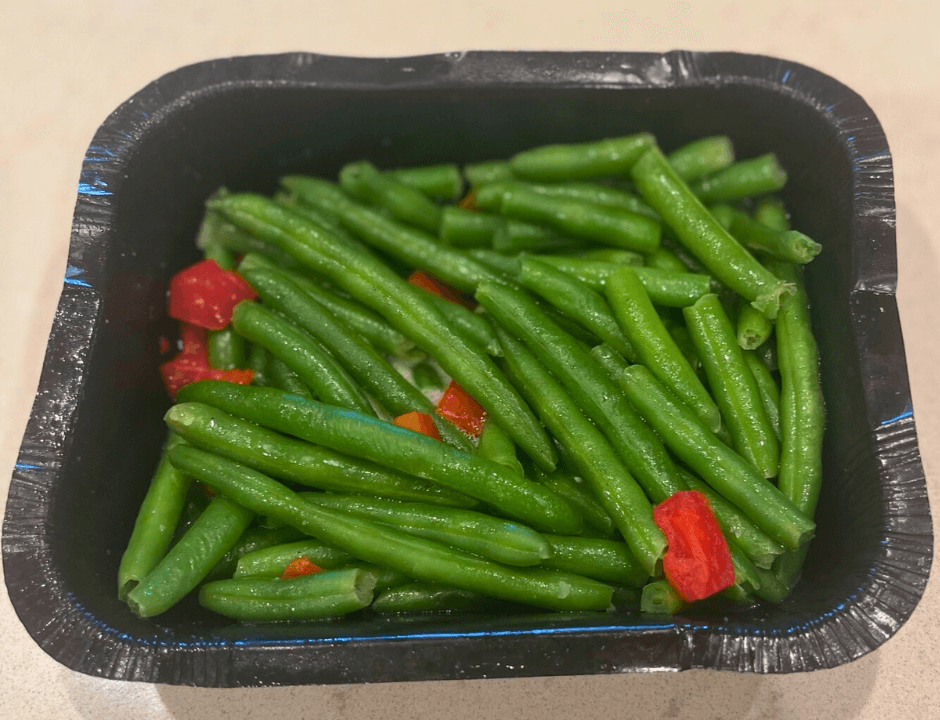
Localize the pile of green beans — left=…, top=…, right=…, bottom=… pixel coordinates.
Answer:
left=119, top=131, right=824, bottom=624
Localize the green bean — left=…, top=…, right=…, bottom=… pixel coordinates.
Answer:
left=476, top=180, right=660, bottom=220
left=125, top=495, right=255, bottom=617
left=727, top=207, right=821, bottom=264
left=302, top=494, right=551, bottom=567
left=175, top=383, right=579, bottom=534
left=641, top=580, right=684, bottom=615
left=727, top=539, right=763, bottom=593
left=466, top=248, right=521, bottom=277
left=231, top=300, right=375, bottom=415
left=565, top=248, right=646, bottom=264
left=756, top=337, right=778, bottom=373
left=206, top=328, right=247, bottom=370
left=204, top=524, right=307, bottom=582
left=234, top=539, right=356, bottom=579
left=665, top=322, right=703, bottom=379
left=387, top=163, right=464, bottom=201
left=201, top=206, right=304, bottom=271
left=684, top=294, right=780, bottom=478
left=493, top=219, right=583, bottom=254
left=667, top=136, right=735, bottom=181
left=754, top=197, right=790, bottom=231
left=197, top=210, right=239, bottom=269
left=518, top=257, right=637, bottom=361
left=631, top=146, right=794, bottom=319
left=494, top=187, right=661, bottom=254
left=287, top=177, right=497, bottom=293
left=238, top=252, right=418, bottom=360
left=165, top=402, right=478, bottom=508
left=372, top=582, right=485, bottom=613
left=610, top=585, right=643, bottom=608
left=117, top=433, right=191, bottom=600
left=411, top=360, right=445, bottom=393
left=244, top=266, right=470, bottom=448
left=541, top=535, right=648, bottom=587
left=644, top=246, right=689, bottom=273
left=421, top=291, right=501, bottom=356
left=736, top=303, right=774, bottom=350
left=213, top=192, right=556, bottom=469
left=708, top=202, right=735, bottom=230
left=480, top=284, right=686, bottom=505
left=464, top=160, right=515, bottom=186
left=340, top=160, right=443, bottom=234
left=266, top=355, right=314, bottom=399
left=606, top=267, right=720, bottom=432
left=168, top=445, right=612, bottom=611
left=509, top=133, right=656, bottom=181
left=200, top=568, right=376, bottom=621
left=688, top=153, right=789, bottom=202
left=743, top=349, right=782, bottom=439
left=617, top=365, right=815, bottom=550
left=490, top=323, right=666, bottom=576
left=439, top=206, right=504, bottom=248
left=677, top=468, right=785, bottom=569
left=530, top=465, right=617, bottom=540
left=770, top=262, right=825, bottom=518
left=477, top=419, right=525, bottom=477
left=589, top=344, right=630, bottom=381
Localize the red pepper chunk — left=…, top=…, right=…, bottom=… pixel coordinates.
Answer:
left=280, top=556, right=325, bottom=580
left=393, top=411, right=443, bottom=441
left=653, top=490, right=735, bottom=603
left=168, top=258, right=258, bottom=330
left=407, top=269, right=476, bottom=310
left=436, top=380, right=487, bottom=438
left=160, top=321, right=254, bottom=399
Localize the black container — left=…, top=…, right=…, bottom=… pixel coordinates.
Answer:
left=3, top=51, right=932, bottom=684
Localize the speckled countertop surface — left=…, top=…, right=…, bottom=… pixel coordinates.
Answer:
left=2, top=2, right=938, bottom=717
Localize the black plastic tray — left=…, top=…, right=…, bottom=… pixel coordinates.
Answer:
left=3, top=51, right=932, bottom=684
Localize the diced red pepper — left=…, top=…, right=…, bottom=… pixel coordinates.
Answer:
left=653, top=490, right=735, bottom=603
left=407, top=269, right=476, bottom=310
left=158, top=335, right=171, bottom=355
left=159, top=321, right=254, bottom=399
left=458, top=190, right=478, bottom=210
left=168, top=258, right=258, bottom=330
left=393, top=411, right=443, bottom=441
left=436, top=380, right=487, bottom=438
left=280, top=556, right=325, bottom=580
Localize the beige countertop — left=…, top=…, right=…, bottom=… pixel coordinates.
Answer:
left=2, top=2, right=938, bottom=717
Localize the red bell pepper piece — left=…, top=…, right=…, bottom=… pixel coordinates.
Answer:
left=168, top=258, right=257, bottom=330
left=159, top=321, right=254, bottom=399
left=458, top=190, right=478, bottom=210
left=280, top=556, right=325, bottom=580
left=436, top=380, right=487, bottom=438
left=653, top=490, right=735, bottom=603
left=393, top=411, right=443, bottom=441
left=407, top=269, right=476, bottom=310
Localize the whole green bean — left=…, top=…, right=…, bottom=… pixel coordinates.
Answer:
left=125, top=495, right=255, bottom=617
left=238, top=252, right=419, bottom=360
left=247, top=343, right=270, bottom=386
left=644, top=246, right=690, bottom=274
left=727, top=207, right=821, bottom=264
left=618, top=364, right=815, bottom=550
left=477, top=419, right=525, bottom=477
left=541, top=535, right=648, bottom=587
left=266, top=355, right=314, bottom=399
left=493, top=219, right=583, bottom=254
left=754, top=197, right=790, bottom=231
left=509, top=133, right=656, bottom=181
left=491, top=324, right=666, bottom=576
left=234, top=539, right=356, bottom=579
left=667, top=136, right=735, bottom=181
left=630, top=146, right=793, bottom=318
left=244, top=266, right=470, bottom=448
left=743, top=349, right=782, bottom=439
left=736, top=303, right=774, bottom=350
left=589, top=344, right=630, bottom=381
left=479, top=283, right=686, bottom=506
left=684, top=293, right=780, bottom=478
left=197, top=209, right=239, bottom=269
left=206, top=328, right=247, bottom=370
left=518, top=257, right=637, bottom=361
left=175, top=383, right=579, bottom=534
left=168, top=445, right=613, bottom=611
left=231, top=300, right=375, bottom=416
left=607, top=267, right=720, bottom=432
left=466, top=248, right=521, bottom=277
left=212, top=192, right=557, bottom=470
left=340, top=160, right=443, bottom=234
left=566, top=248, right=646, bottom=264
left=204, top=524, right=307, bottom=582
left=411, top=360, right=445, bottom=393
left=475, top=180, right=660, bottom=220
left=641, top=580, right=684, bottom=615
left=688, top=153, right=789, bottom=202
left=165, top=402, right=478, bottom=508
left=302, top=494, right=551, bottom=567
left=387, top=163, right=464, bottom=201
left=200, top=568, right=376, bottom=622
left=372, top=582, right=485, bottom=613
left=464, top=160, right=515, bottom=186
left=421, top=291, right=501, bottom=356
left=117, top=433, right=191, bottom=600
left=530, top=466, right=617, bottom=539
